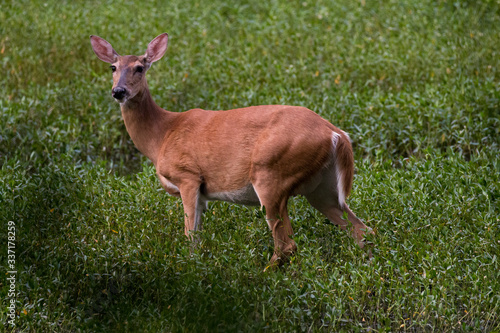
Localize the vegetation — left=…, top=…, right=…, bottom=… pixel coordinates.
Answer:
left=1, top=0, right=499, bottom=331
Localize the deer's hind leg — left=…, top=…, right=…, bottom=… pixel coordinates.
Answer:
left=304, top=176, right=373, bottom=248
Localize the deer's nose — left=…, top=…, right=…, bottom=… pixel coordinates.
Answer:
left=112, top=87, right=127, bottom=100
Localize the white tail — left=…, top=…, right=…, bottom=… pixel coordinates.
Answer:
left=90, top=33, right=373, bottom=266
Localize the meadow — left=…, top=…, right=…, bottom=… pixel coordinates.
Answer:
left=1, top=0, right=499, bottom=331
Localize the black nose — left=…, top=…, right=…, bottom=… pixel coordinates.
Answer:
left=112, top=87, right=127, bottom=100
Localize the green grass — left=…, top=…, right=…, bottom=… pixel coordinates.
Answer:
left=1, top=0, right=499, bottom=331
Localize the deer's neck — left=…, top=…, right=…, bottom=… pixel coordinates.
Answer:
left=120, top=87, right=173, bottom=166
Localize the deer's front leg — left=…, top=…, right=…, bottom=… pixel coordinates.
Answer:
left=179, top=181, right=205, bottom=240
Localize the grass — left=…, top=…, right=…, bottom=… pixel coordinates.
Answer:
left=1, top=0, right=499, bottom=331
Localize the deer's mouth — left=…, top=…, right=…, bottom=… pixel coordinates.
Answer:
left=113, top=96, right=127, bottom=103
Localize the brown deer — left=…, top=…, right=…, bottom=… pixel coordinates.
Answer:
left=90, top=33, right=373, bottom=267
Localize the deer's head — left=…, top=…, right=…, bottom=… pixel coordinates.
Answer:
left=90, top=33, right=168, bottom=103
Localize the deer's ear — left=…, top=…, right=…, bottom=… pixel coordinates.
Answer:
left=145, top=33, right=168, bottom=64
left=90, top=35, right=119, bottom=63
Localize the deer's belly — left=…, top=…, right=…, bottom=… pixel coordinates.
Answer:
left=203, top=184, right=261, bottom=206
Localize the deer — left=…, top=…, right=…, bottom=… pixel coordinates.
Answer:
left=90, top=33, right=374, bottom=267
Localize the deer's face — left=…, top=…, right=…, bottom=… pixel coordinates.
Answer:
left=90, top=33, right=169, bottom=104
left=110, top=55, right=149, bottom=103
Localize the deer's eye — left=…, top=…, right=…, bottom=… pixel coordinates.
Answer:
left=110, top=65, right=116, bottom=72
left=136, top=66, right=144, bottom=73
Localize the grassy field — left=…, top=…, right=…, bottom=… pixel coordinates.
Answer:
left=1, top=0, right=500, bottom=331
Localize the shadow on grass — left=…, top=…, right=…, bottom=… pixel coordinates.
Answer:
left=2, top=161, right=265, bottom=332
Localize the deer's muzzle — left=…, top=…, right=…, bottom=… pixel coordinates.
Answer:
left=112, top=87, right=127, bottom=101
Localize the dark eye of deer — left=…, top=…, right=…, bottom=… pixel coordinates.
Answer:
left=136, top=66, right=144, bottom=73
left=110, top=65, right=116, bottom=72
